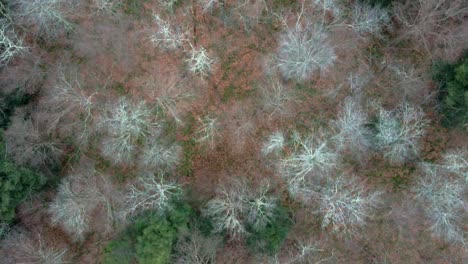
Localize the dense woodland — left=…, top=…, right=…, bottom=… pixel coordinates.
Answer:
left=0, top=0, right=467, bottom=263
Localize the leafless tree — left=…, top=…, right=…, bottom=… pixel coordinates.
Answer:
left=317, top=175, right=382, bottom=236
left=124, top=172, right=182, bottom=218
left=202, top=179, right=248, bottom=239
left=11, top=0, right=73, bottom=39
left=4, top=112, right=62, bottom=168
left=202, top=179, right=278, bottom=239
left=261, top=79, right=292, bottom=118
left=199, top=0, right=220, bottom=13
left=195, top=115, right=219, bottom=149
left=186, top=45, right=215, bottom=77
left=99, top=98, right=156, bottom=164
left=349, top=2, right=390, bottom=37
left=262, top=131, right=285, bottom=156
left=1, top=230, right=68, bottom=264
left=0, top=20, right=26, bottom=67
left=48, top=174, right=100, bottom=242
left=174, top=229, right=222, bottom=264
left=281, top=132, right=338, bottom=202
left=91, top=0, right=122, bottom=16
left=373, top=102, right=427, bottom=164
left=332, top=97, right=371, bottom=157
left=49, top=69, right=97, bottom=146
left=393, top=0, right=468, bottom=58
left=414, top=163, right=466, bottom=244
left=441, top=148, right=467, bottom=183
left=276, top=15, right=336, bottom=81
left=140, top=140, right=181, bottom=171
left=151, top=14, right=187, bottom=50
left=244, top=182, right=278, bottom=232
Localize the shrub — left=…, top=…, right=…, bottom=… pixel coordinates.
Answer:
left=432, top=53, right=467, bottom=128
left=0, top=132, right=46, bottom=224
left=246, top=204, right=291, bottom=255
left=102, top=202, right=192, bottom=264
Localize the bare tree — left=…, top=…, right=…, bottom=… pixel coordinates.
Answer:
left=332, top=97, right=371, bottom=156
left=1, top=230, right=68, bottom=264
left=199, top=0, right=220, bottom=13
left=244, top=182, right=278, bottom=232
left=91, top=0, right=122, bottom=16
left=186, top=45, right=215, bottom=77
left=313, top=0, right=342, bottom=17
left=159, top=0, right=179, bottom=11
left=203, top=179, right=278, bottom=239
left=195, top=115, right=219, bottom=149
left=281, top=132, right=338, bottom=201
left=124, top=172, right=182, bottom=218
left=11, top=0, right=73, bottom=39
left=414, top=163, right=466, bottom=244
left=317, top=175, right=382, bottom=236
left=151, top=14, right=187, bottom=50
left=140, top=140, right=181, bottom=171
left=393, top=0, right=468, bottom=58
left=349, top=2, right=390, bottom=37
left=373, top=102, right=427, bottom=164
left=0, top=20, right=26, bottom=67
left=202, top=179, right=248, bottom=239
left=276, top=20, right=336, bottom=81
left=262, top=131, right=285, bottom=156
left=99, top=98, right=155, bottom=164
left=261, top=79, right=292, bottom=118
left=4, top=112, right=62, bottom=168
left=174, top=229, right=222, bottom=264
left=48, top=175, right=100, bottom=242
left=49, top=69, right=97, bottom=146
left=441, top=148, right=467, bottom=183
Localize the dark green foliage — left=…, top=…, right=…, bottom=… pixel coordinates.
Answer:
left=246, top=205, right=292, bottom=255
left=362, top=0, right=399, bottom=7
left=432, top=52, right=468, bottom=128
left=0, top=88, right=36, bottom=129
left=0, top=132, right=46, bottom=223
left=102, top=202, right=192, bottom=264
left=124, top=0, right=149, bottom=18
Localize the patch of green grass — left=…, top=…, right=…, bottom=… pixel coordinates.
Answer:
left=178, top=139, right=196, bottom=177
left=293, top=82, right=318, bottom=97
left=221, top=84, right=255, bottom=104
left=112, top=83, right=128, bottom=96
left=124, top=0, right=149, bottom=18
left=182, top=113, right=196, bottom=136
